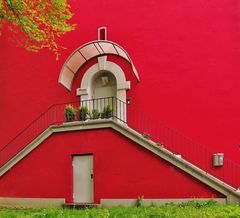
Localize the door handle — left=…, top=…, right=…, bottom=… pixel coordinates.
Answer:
left=91, top=174, right=93, bottom=179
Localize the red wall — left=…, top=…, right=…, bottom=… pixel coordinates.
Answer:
left=0, top=129, right=223, bottom=203
left=0, top=0, right=240, bottom=187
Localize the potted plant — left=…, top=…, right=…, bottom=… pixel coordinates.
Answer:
left=64, top=104, right=76, bottom=122
left=78, top=105, right=89, bottom=121
left=101, top=104, right=113, bottom=119
left=91, top=108, right=100, bottom=119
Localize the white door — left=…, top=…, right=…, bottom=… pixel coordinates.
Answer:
left=93, top=86, right=116, bottom=99
left=73, top=155, right=93, bottom=203
left=92, top=86, right=116, bottom=118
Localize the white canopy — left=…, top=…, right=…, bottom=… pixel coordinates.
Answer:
left=58, top=40, right=139, bottom=91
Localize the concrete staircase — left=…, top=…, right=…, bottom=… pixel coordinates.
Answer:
left=1, top=119, right=240, bottom=203
left=63, top=203, right=101, bottom=209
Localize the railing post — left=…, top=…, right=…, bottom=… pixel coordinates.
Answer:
left=123, top=99, right=125, bottom=122
left=116, top=97, right=118, bottom=120
left=112, top=97, right=114, bottom=119
left=0, top=153, right=2, bottom=168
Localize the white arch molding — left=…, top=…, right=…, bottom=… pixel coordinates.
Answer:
left=58, top=30, right=140, bottom=122
left=58, top=40, right=140, bottom=91
left=77, top=56, right=130, bottom=122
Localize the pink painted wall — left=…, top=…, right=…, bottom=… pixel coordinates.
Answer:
left=0, top=129, right=223, bottom=203
left=0, top=0, right=240, bottom=191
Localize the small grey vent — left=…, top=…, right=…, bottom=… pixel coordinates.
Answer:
left=213, top=153, right=224, bottom=167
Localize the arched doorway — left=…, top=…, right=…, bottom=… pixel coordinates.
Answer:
left=92, top=71, right=116, bottom=100
left=77, top=60, right=130, bottom=122
left=58, top=28, right=140, bottom=123
left=91, top=71, right=117, bottom=119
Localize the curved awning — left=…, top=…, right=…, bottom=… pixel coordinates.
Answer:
left=58, top=40, right=140, bottom=91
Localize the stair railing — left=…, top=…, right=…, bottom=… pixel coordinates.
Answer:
left=0, top=97, right=239, bottom=189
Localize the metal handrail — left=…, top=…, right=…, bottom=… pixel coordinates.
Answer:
left=0, top=97, right=239, bottom=189
left=0, top=97, right=125, bottom=167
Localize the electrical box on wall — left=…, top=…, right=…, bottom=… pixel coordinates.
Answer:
left=213, top=153, right=224, bottom=167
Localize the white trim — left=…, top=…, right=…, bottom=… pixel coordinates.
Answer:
left=76, top=88, right=88, bottom=96
left=98, top=27, right=107, bottom=40
left=76, top=60, right=130, bottom=122
left=73, top=155, right=94, bottom=203
left=1, top=120, right=240, bottom=204
left=58, top=40, right=139, bottom=91
left=117, top=81, right=131, bottom=90
left=100, top=198, right=226, bottom=207
left=97, top=56, right=107, bottom=70
left=78, top=60, right=130, bottom=100
left=0, top=197, right=65, bottom=208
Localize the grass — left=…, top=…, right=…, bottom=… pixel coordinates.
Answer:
left=0, top=201, right=240, bottom=218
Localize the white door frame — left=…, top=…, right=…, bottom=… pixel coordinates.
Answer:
left=76, top=57, right=131, bottom=122
left=72, top=155, right=94, bottom=203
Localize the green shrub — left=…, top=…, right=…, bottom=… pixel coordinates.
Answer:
left=136, top=195, right=144, bottom=207
left=178, top=200, right=217, bottom=208
left=91, top=108, right=100, bottom=119
left=64, top=104, right=76, bottom=122
left=78, top=106, right=89, bottom=121
left=1, top=202, right=240, bottom=218
left=101, top=104, right=113, bottom=119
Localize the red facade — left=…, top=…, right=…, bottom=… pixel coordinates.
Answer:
left=0, top=129, right=223, bottom=203
left=0, top=0, right=240, bottom=204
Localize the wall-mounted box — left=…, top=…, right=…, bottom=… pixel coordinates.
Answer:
left=213, top=153, right=224, bottom=167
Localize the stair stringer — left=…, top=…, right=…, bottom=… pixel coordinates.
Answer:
left=0, top=119, right=240, bottom=204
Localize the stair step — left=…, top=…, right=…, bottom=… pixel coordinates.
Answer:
left=63, top=203, right=101, bottom=209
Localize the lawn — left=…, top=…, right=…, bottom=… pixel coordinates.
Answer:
left=0, top=201, right=240, bottom=218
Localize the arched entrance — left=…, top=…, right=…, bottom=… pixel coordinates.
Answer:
left=91, top=71, right=117, bottom=119
left=91, top=71, right=116, bottom=100
left=77, top=59, right=130, bottom=122
left=58, top=28, right=140, bottom=123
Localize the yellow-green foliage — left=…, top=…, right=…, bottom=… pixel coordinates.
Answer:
left=0, top=0, right=76, bottom=59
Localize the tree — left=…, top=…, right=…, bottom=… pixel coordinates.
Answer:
left=0, top=0, right=76, bottom=59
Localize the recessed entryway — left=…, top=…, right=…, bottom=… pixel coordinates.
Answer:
left=92, top=71, right=116, bottom=99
